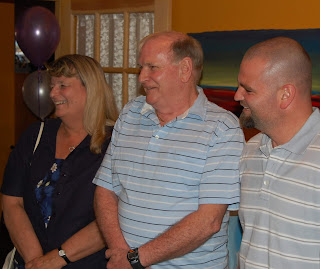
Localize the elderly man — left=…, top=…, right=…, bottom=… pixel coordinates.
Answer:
left=235, top=37, right=320, bottom=269
left=93, top=31, right=244, bottom=269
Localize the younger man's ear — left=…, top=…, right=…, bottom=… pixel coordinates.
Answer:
left=279, top=84, right=295, bottom=109
left=179, top=57, right=193, bottom=83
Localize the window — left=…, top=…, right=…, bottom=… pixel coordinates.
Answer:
left=55, top=0, right=171, bottom=110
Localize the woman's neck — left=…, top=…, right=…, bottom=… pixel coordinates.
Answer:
left=60, top=121, right=87, bottom=137
left=55, top=121, right=88, bottom=159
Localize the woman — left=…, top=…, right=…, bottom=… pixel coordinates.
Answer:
left=1, top=54, right=118, bottom=268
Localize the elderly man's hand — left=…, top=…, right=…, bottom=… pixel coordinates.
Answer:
left=105, top=248, right=151, bottom=269
left=105, top=248, right=131, bottom=269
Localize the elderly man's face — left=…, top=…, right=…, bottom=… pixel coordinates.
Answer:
left=138, top=37, right=181, bottom=111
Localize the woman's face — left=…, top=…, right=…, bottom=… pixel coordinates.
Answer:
left=50, top=76, right=87, bottom=121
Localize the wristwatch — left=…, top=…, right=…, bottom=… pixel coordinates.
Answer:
left=127, top=248, right=145, bottom=269
left=58, top=246, right=71, bottom=264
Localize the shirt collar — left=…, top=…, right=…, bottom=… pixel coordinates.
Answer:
left=140, top=86, right=207, bottom=121
left=260, top=107, right=320, bottom=155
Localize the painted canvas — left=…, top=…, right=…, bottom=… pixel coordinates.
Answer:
left=190, top=29, right=320, bottom=117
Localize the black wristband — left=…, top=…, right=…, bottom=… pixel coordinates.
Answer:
left=127, top=248, right=145, bottom=269
left=58, top=246, right=71, bottom=264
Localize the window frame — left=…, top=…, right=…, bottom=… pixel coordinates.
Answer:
left=54, top=0, right=172, bottom=107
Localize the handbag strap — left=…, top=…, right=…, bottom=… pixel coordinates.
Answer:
left=33, top=121, right=44, bottom=154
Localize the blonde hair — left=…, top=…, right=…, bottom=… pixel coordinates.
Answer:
left=47, top=54, right=118, bottom=154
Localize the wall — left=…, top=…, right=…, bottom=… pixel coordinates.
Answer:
left=171, top=0, right=320, bottom=142
left=172, top=0, right=320, bottom=33
left=0, top=2, right=14, bottom=212
left=2, top=0, right=320, bottom=189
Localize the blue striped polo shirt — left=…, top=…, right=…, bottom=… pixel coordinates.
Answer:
left=239, top=108, right=320, bottom=269
left=93, top=87, right=244, bottom=268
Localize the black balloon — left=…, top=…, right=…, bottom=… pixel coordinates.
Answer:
left=22, top=70, right=54, bottom=120
left=15, top=6, right=60, bottom=67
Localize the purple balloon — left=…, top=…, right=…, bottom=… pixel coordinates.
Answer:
left=15, top=6, right=60, bottom=66
left=22, top=70, right=55, bottom=120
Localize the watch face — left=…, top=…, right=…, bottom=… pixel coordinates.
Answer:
left=59, top=250, right=66, bottom=256
left=127, top=249, right=138, bottom=261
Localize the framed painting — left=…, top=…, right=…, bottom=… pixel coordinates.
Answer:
left=190, top=29, right=320, bottom=117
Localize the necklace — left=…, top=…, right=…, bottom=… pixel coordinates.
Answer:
left=69, top=146, right=75, bottom=152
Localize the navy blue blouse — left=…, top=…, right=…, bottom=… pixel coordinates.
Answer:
left=1, top=119, right=111, bottom=268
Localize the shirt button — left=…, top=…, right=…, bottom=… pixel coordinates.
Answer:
left=155, top=135, right=159, bottom=139
left=263, top=180, right=269, bottom=186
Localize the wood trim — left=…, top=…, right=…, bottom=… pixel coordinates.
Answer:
left=122, top=11, right=130, bottom=106
left=55, top=0, right=73, bottom=57
left=154, top=0, right=172, bottom=32
left=122, top=72, right=129, bottom=107
left=94, top=12, right=101, bottom=60
left=71, top=0, right=153, bottom=10
left=72, top=6, right=154, bottom=15
left=123, top=11, right=130, bottom=69
left=72, top=15, right=76, bottom=54
left=102, top=67, right=140, bottom=74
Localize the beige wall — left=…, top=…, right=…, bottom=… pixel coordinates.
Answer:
left=0, top=2, right=15, bottom=207
left=172, top=0, right=320, bottom=33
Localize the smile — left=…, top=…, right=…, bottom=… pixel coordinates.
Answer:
left=54, top=100, right=67, bottom=105
left=240, top=103, right=249, bottom=109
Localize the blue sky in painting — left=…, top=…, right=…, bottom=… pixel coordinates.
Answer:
left=190, top=29, right=320, bottom=94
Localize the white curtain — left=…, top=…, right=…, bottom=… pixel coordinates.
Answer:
left=76, top=12, right=154, bottom=111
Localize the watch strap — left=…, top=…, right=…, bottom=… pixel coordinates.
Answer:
left=58, top=246, right=71, bottom=264
left=127, top=248, right=145, bottom=269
